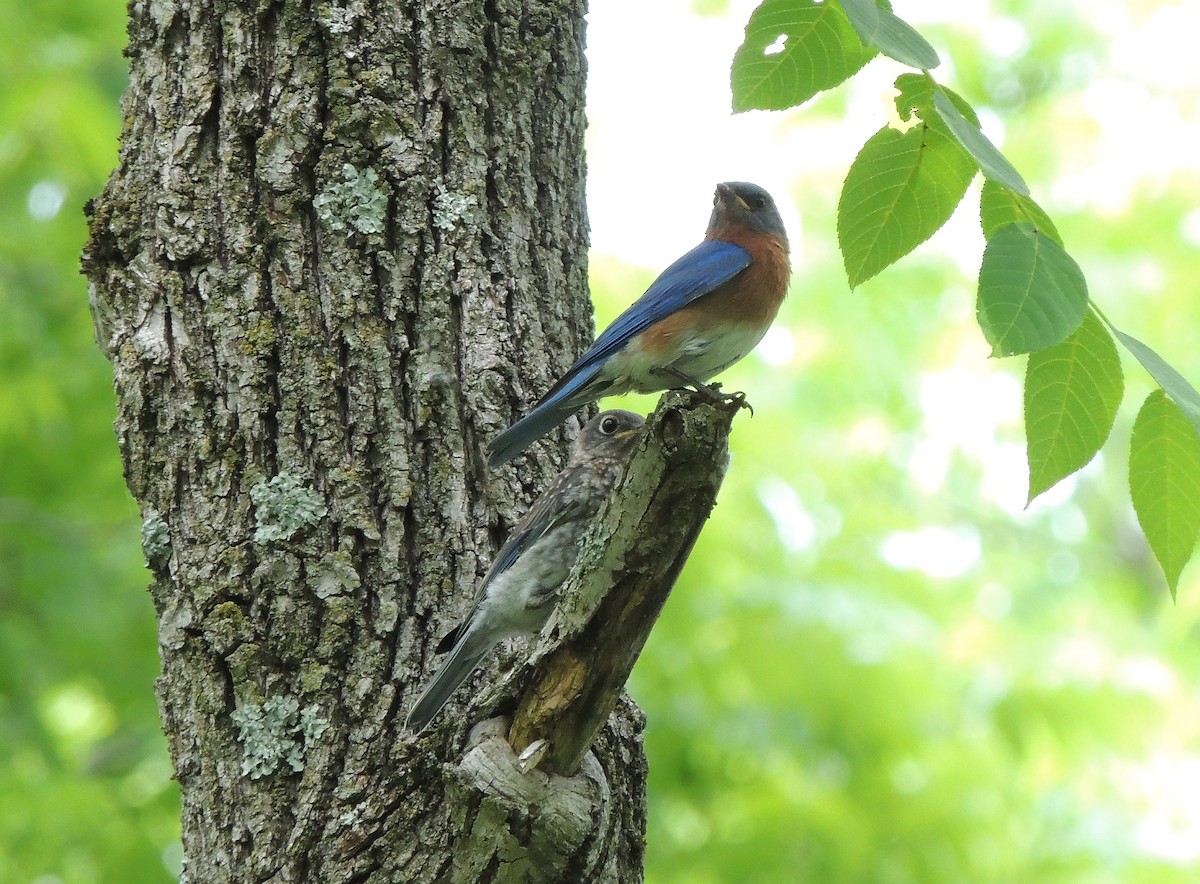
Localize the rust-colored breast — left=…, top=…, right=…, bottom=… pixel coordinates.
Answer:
left=695, top=228, right=791, bottom=329
left=636, top=229, right=791, bottom=356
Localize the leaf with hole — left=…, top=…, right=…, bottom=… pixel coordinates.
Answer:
left=976, top=222, right=1087, bottom=356
left=1129, top=390, right=1200, bottom=598
left=1025, top=310, right=1123, bottom=504
left=893, top=73, right=975, bottom=127
left=731, top=0, right=876, bottom=112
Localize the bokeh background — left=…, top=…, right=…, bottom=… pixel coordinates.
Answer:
left=3, top=0, right=1199, bottom=881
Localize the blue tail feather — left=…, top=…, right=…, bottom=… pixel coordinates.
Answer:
left=405, top=626, right=492, bottom=733
left=487, top=362, right=604, bottom=466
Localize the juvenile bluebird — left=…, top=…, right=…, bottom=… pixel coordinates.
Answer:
left=487, top=181, right=790, bottom=467
left=406, top=409, right=645, bottom=733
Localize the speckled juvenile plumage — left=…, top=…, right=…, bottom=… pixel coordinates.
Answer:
left=488, top=181, right=790, bottom=467
left=406, top=409, right=645, bottom=733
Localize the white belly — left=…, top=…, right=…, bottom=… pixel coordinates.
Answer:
left=602, top=323, right=768, bottom=394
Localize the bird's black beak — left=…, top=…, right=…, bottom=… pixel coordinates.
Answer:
left=715, top=182, right=749, bottom=212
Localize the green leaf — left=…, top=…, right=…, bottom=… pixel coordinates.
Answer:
left=932, top=88, right=1029, bottom=195
left=976, top=222, right=1088, bottom=356
left=980, top=179, right=1062, bottom=245
left=1108, top=325, right=1200, bottom=439
left=837, top=123, right=976, bottom=287
left=1024, top=310, right=1123, bottom=504
left=894, top=73, right=977, bottom=126
left=731, top=0, right=876, bottom=112
left=1129, top=390, right=1200, bottom=598
left=839, top=0, right=940, bottom=70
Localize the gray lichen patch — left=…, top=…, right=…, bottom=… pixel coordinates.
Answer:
left=313, top=163, right=388, bottom=236
left=432, top=180, right=479, bottom=231
left=232, top=695, right=302, bottom=778
left=231, top=695, right=330, bottom=779
left=310, top=550, right=361, bottom=599
left=300, top=705, right=330, bottom=743
left=141, top=509, right=171, bottom=561
left=250, top=472, right=327, bottom=542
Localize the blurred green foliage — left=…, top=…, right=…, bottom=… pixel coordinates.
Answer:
left=0, top=0, right=180, bottom=880
left=611, top=2, right=1200, bottom=881
left=732, top=0, right=1200, bottom=592
left=3, top=0, right=1199, bottom=882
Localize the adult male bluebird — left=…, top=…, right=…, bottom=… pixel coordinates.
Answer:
left=406, top=409, right=645, bottom=733
left=487, top=181, right=790, bottom=467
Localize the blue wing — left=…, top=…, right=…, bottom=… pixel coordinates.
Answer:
left=577, top=239, right=751, bottom=368
left=487, top=239, right=750, bottom=466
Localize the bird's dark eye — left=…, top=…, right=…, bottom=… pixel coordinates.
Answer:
left=599, top=415, right=621, bottom=435
left=748, top=194, right=766, bottom=210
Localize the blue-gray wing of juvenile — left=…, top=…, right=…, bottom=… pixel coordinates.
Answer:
left=434, top=465, right=589, bottom=654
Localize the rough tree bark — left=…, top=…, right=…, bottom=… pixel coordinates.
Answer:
left=82, top=0, right=729, bottom=880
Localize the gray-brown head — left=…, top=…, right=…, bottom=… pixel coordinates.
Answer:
left=569, top=409, right=645, bottom=465
left=706, top=181, right=787, bottom=241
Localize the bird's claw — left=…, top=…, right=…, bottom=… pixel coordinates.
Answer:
left=689, top=380, right=754, bottom=416
left=725, top=389, right=754, bottom=416
left=654, top=367, right=753, bottom=414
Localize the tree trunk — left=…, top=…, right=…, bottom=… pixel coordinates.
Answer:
left=82, top=0, right=658, bottom=879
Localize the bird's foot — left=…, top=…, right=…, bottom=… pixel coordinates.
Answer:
left=693, top=381, right=754, bottom=416
left=655, top=367, right=754, bottom=415
left=714, top=386, right=754, bottom=416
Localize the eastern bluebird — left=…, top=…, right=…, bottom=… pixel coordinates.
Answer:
left=406, top=409, right=646, bottom=733
left=487, top=181, right=790, bottom=467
